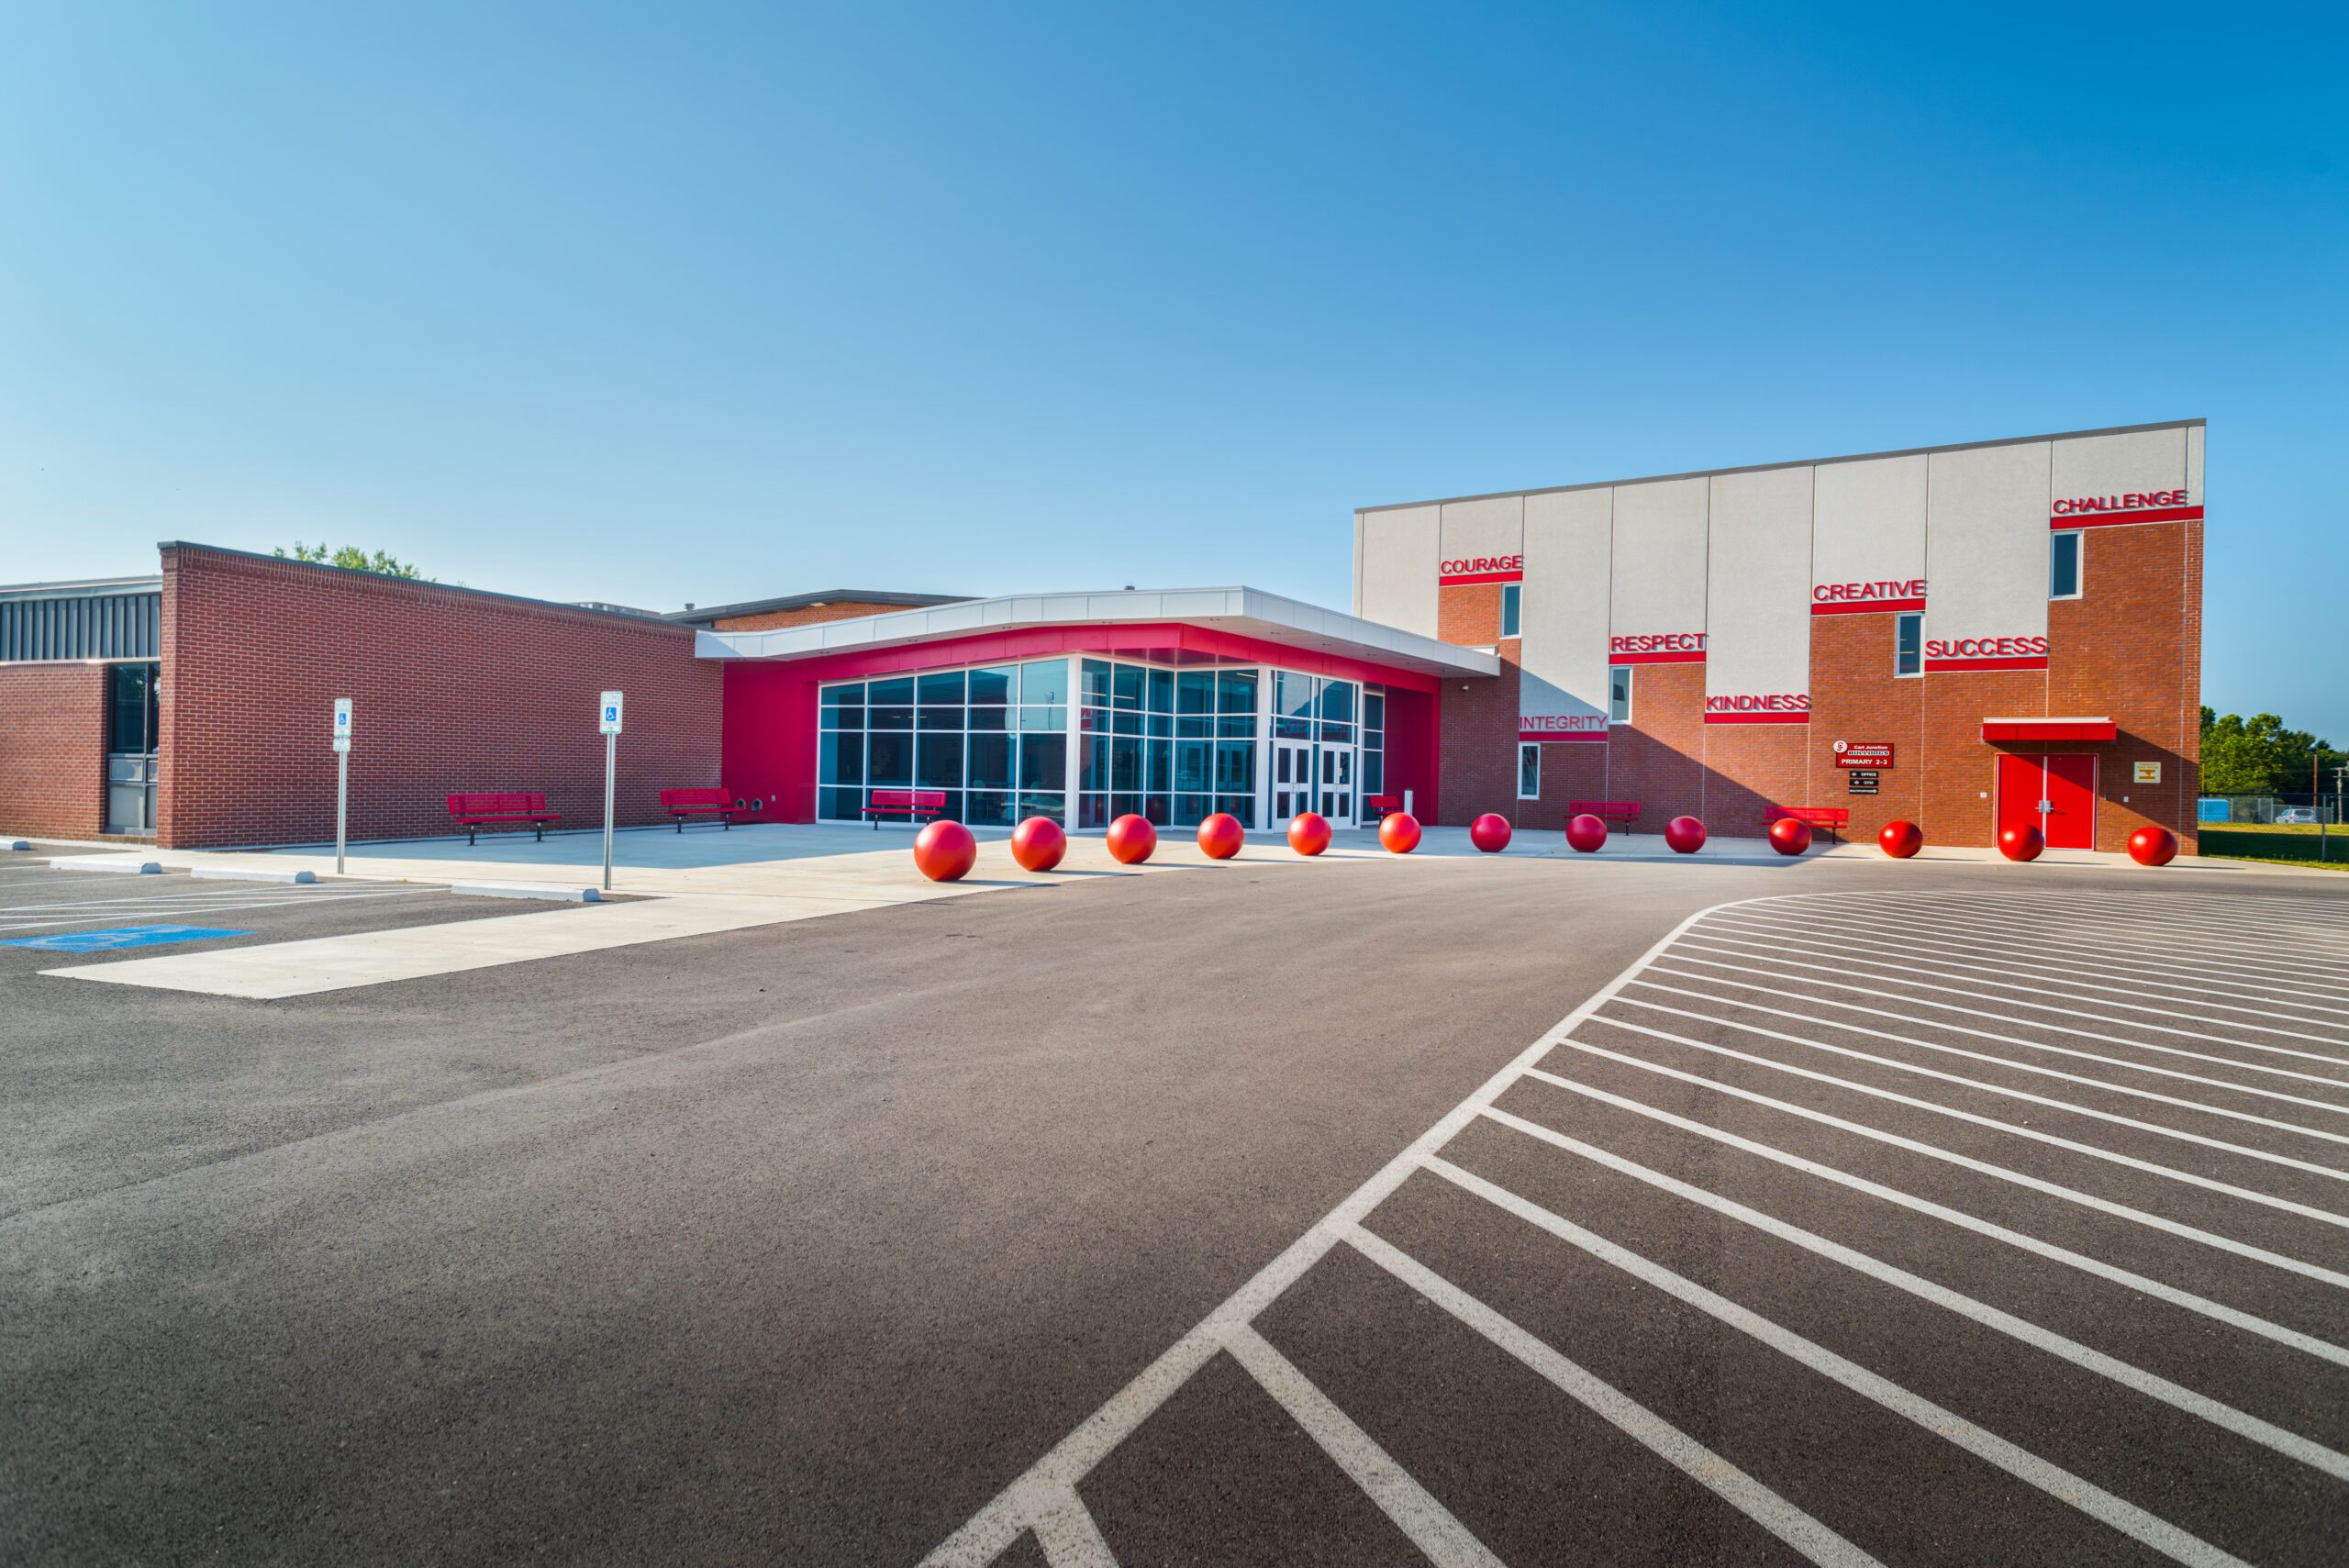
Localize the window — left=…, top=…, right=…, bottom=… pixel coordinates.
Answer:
left=1895, top=612, right=1923, bottom=677
left=2050, top=531, right=2082, bottom=599
left=820, top=657, right=1072, bottom=825
left=1500, top=584, right=1521, bottom=639
left=1609, top=666, right=1633, bottom=723
left=1518, top=742, right=1540, bottom=800
left=107, top=662, right=159, bottom=753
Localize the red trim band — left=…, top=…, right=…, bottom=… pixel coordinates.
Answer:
left=1810, top=597, right=1924, bottom=617
left=1439, top=570, right=1523, bottom=586
left=1703, top=712, right=1811, bottom=725
left=1519, top=728, right=1608, bottom=743
left=1925, top=655, right=2049, bottom=673
left=1609, top=651, right=1706, bottom=665
left=2050, top=506, right=2201, bottom=530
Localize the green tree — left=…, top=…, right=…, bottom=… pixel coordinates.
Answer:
left=2199, top=705, right=2342, bottom=795
left=273, top=542, right=426, bottom=580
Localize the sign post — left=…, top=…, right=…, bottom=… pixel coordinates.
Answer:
left=331, top=699, right=352, bottom=874
left=598, top=691, right=623, bottom=892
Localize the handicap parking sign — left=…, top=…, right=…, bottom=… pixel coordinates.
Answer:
left=2, top=924, right=250, bottom=953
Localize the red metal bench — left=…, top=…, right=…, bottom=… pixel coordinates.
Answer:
left=1365, top=794, right=1402, bottom=817
left=863, top=788, right=947, bottom=828
left=446, top=791, right=562, bottom=846
left=660, top=787, right=736, bottom=831
left=1569, top=800, right=1642, bottom=835
left=1767, top=805, right=1850, bottom=843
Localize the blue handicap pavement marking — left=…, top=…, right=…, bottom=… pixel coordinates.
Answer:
left=2, top=924, right=251, bottom=953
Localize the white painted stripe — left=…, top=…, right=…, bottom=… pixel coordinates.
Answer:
left=916, top=895, right=1763, bottom=1566
left=1425, top=1156, right=2259, bottom=1568
left=1617, top=987, right=2349, bottom=1180
left=1225, top=1324, right=1506, bottom=1567
left=1512, top=1072, right=2349, bottom=1366
left=1650, top=949, right=2349, bottom=1095
left=1821, top=889, right=2349, bottom=959
left=0, top=889, right=426, bottom=935
left=1344, top=1228, right=1887, bottom=1568
left=1025, top=1484, right=1119, bottom=1568
left=1545, top=1033, right=2349, bottom=1288
left=1478, top=1106, right=2349, bottom=1478
left=1631, top=972, right=2349, bottom=1137
left=1675, top=937, right=2349, bottom=1053
left=1581, top=1015, right=2349, bottom=1232
left=1861, top=894, right=2349, bottom=972
left=1692, top=925, right=2349, bottom=1043
left=1712, top=910, right=2349, bottom=1023
left=1650, top=947, right=2349, bottom=1072
left=1956, top=886, right=2349, bottom=934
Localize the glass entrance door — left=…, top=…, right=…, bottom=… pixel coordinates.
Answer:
left=1272, top=739, right=1315, bottom=824
left=1318, top=745, right=1353, bottom=827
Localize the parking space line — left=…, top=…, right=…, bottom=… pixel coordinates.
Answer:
left=1343, top=1227, right=1886, bottom=1568
left=1586, top=1015, right=2349, bottom=1229
left=1508, top=1074, right=2349, bottom=1366
left=1025, top=1486, right=1118, bottom=1568
left=1651, top=951, right=2349, bottom=1070
left=0, top=888, right=432, bottom=935
left=1224, top=1324, right=1506, bottom=1568
left=1424, top=1155, right=2257, bottom=1568
left=1630, top=975, right=2349, bottom=1128
left=1475, top=1108, right=2349, bottom=1479
left=1855, top=894, right=2349, bottom=972
left=1973, top=887, right=2349, bottom=930
left=1831, top=889, right=2349, bottom=958
left=1614, top=992, right=2349, bottom=1174
left=1542, top=1038, right=2349, bottom=1288
left=1675, top=939, right=2349, bottom=1053
left=1713, top=912, right=2349, bottom=1022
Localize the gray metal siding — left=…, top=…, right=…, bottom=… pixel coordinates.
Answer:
left=0, top=593, right=161, bottom=661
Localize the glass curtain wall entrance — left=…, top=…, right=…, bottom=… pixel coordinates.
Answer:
left=816, top=655, right=1385, bottom=833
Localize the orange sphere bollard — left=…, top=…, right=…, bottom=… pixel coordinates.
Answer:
left=2128, top=825, right=2179, bottom=867
left=1197, top=812, right=1244, bottom=859
left=1107, top=814, right=1157, bottom=864
left=1664, top=815, right=1707, bottom=854
left=1879, top=819, right=1923, bottom=859
left=1469, top=813, right=1512, bottom=852
left=1998, top=823, right=2044, bottom=862
left=1378, top=811, right=1421, bottom=853
left=1009, top=815, right=1067, bottom=873
left=1565, top=813, right=1608, bottom=853
left=913, top=818, right=977, bottom=882
left=1767, top=817, right=1812, bottom=856
left=1288, top=812, right=1332, bottom=856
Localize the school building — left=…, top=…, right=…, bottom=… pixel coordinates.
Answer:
left=0, top=419, right=2201, bottom=854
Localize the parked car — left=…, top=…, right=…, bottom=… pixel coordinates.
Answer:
left=2277, top=807, right=2319, bottom=824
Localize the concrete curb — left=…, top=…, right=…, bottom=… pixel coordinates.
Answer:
left=451, top=883, right=603, bottom=903
left=51, top=856, right=163, bottom=874
left=192, top=866, right=318, bottom=885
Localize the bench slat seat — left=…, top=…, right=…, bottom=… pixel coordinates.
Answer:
left=1766, top=805, right=1850, bottom=842
left=660, top=787, right=736, bottom=831
left=863, top=788, right=947, bottom=828
left=1568, top=800, right=1642, bottom=834
left=446, top=792, right=562, bottom=846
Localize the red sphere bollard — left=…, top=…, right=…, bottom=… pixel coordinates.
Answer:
left=1998, top=823, right=2044, bottom=862
left=1469, top=813, right=1512, bottom=853
left=1565, top=813, right=1608, bottom=853
left=1378, top=811, right=1422, bottom=853
left=1009, top=815, right=1067, bottom=873
left=1767, top=817, right=1812, bottom=857
left=1107, top=814, right=1157, bottom=864
left=1288, top=812, right=1332, bottom=857
left=1197, top=812, right=1245, bottom=860
left=2128, top=825, right=2179, bottom=867
left=913, top=818, right=977, bottom=882
left=1664, top=815, right=1707, bottom=854
left=1879, top=819, right=1924, bottom=860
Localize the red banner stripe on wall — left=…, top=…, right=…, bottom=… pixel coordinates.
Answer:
left=1923, top=655, right=2050, bottom=673
left=1438, top=570, right=1524, bottom=585
left=1609, top=651, right=1706, bottom=665
left=2049, top=506, right=2201, bottom=529
left=1518, top=729, right=1609, bottom=742
left=1810, top=597, right=1925, bottom=617
left=1702, top=712, right=1811, bottom=725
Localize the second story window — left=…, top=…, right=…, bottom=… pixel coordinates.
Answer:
left=1895, top=612, right=1922, bottom=677
left=1499, top=584, right=1521, bottom=639
left=1609, top=666, right=1632, bottom=722
left=2051, top=531, right=2083, bottom=599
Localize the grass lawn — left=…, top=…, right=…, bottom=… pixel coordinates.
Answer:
left=2199, top=823, right=2349, bottom=871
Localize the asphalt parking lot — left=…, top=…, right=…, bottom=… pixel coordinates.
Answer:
left=3, top=852, right=2344, bottom=1565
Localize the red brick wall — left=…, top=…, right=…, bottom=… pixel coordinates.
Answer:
left=1605, top=663, right=1708, bottom=827
left=1436, top=641, right=1519, bottom=827
left=157, top=546, right=724, bottom=849
left=0, top=663, right=106, bottom=840
left=1803, top=615, right=1924, bottom=840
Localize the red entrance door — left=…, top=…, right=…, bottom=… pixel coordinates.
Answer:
left=1995, top=753, right=2097, bottom=850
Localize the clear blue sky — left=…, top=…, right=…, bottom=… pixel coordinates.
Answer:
left=3, top=4, right=2342, bottom=734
